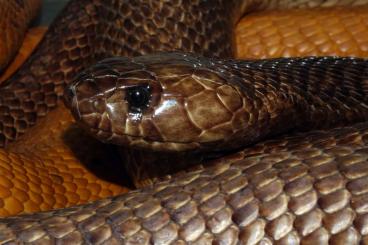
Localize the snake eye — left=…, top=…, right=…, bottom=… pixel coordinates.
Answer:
left=126, top=85, right=151, bottom=112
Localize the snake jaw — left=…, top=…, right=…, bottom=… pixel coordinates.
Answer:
left=64, top=52, right=251, bottom=152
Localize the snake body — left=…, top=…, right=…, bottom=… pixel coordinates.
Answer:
left=1, top=0, right=368, bottom=244
left=0, top=0, right=42, bottom=71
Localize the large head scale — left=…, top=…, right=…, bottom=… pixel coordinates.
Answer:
left=64, top=52, right=246, bottom=152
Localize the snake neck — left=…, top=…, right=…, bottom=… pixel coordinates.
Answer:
left=100, top=55, right=368, bottom=187
left=1, top=0, right=367, bottom=148
left=218, top=57, right=368, bottom=147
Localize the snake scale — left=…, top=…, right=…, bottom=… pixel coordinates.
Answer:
left=0, top=0, right=41, bottom=71
left=1, top=0, right=368, bottom=244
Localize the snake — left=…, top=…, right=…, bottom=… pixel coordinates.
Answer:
left=0, top=0, right=42, bottom=71
left=1, top=0, right=368, bottom=244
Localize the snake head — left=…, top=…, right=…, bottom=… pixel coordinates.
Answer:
left=64, top=52, right=246, bottom=152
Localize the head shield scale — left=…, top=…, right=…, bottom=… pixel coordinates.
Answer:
left=64, top=52, right=247, bottom=152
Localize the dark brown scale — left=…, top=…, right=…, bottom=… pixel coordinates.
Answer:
left=0, top=0, right=235, bottom=147
left=2, top=0, right=368, bottom=244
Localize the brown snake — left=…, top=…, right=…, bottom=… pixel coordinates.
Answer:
left=0, top=0, right=41, bottom=71
left=2, top=0, right=368, bottom=244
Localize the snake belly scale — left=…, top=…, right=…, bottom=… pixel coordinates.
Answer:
left=1, top=0, right=368, bottom=244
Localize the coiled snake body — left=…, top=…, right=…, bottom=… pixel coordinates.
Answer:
left=1, top=0, right=368, bottom=244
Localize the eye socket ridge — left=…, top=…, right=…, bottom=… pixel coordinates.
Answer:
left=126, top=84, right=151, bottom=113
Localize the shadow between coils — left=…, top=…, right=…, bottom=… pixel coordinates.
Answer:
left=62, top=124, right=135, bottom=189
left=62, top=123, right=237, bottom=190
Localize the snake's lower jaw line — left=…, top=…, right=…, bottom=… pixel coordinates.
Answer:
left=3, top=0, right=368, bottom=242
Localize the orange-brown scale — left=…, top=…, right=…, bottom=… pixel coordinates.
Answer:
left=1, top=3, right=368, bottom=218
left=0, top=2, right=367, bottom=243
left=0, top=0, right=42, bottom=71
left=0, top=0, right=132, bottom=216
left=1, top=103, right=128, bottom=216
left=0, top=27, right=47, bottom=82
left=66, top=52, right=368, bottom=190
left=2, top=123, right=368, bottom=243
left=235, top=7, right=368, bottom=58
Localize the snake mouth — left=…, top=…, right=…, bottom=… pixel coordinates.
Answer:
left=64, top=52, right=255, bottom=153
left=88, top=126, right=201, bottom=152
left=67, top=96, right=204, bottom=152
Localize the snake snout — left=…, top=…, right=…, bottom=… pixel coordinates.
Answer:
left=62, top=52, right=250, bottom=152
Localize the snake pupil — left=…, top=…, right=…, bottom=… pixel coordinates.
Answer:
left=126, top=85, right=151, bottom=112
